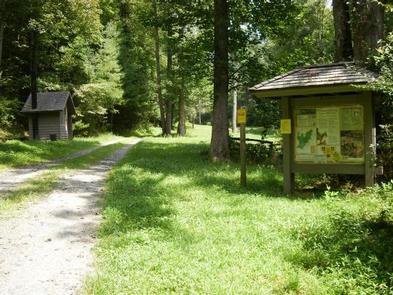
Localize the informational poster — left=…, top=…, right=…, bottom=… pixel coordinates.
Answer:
left=294, top=105, right=364, bottom=164
left=295, top=109, right=316, bottom=162
left=340, top=106, right=364, bottom=162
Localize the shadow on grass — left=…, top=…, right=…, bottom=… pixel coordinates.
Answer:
left=98, top=140, right=286, bottom=246
left=288, top=208, right=393, bottom=290
left=132, top=142, right=329, bottom=200
left=99, top=168, right=195, bottom=245
left=99, top=140, right=317, bottom=243
left=128, top=141, right=284, bottom=196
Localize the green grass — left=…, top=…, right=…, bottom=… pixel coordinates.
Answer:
left=0, top=133, right=119, bottom=170
left=85, top=126, right=393, bottom=294
left=0, top=142, right=125, bottom=213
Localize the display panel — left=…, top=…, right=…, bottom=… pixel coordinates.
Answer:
left=294, top=105, right=364, bottom=164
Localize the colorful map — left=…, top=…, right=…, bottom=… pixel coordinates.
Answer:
left=297, top=129, right=313, bottom=149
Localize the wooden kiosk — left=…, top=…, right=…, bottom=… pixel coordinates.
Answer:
left=250, top=63, right=377, bottom=194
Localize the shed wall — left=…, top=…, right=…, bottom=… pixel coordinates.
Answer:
left=28, top=117, right=33, bottom=140
left=30, top=112, right=61, bottom=140
left=59, top=109, right=69, bottom=140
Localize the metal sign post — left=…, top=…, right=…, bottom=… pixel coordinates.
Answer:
left=237, top=108, right=247, bottom=186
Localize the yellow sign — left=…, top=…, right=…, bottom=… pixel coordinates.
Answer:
left=237, top=108, right=247, bottom=125
left=281, top=119, right=292, bottom=134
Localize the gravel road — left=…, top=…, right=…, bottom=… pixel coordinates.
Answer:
left=0, top=139, right=140, bottom=295
left=0, top=138, right=123, bottom=195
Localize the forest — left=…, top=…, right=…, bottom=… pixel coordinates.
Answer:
left=0, top=1, right=340, bottom=138
left=1, top=1, right=393, bottom=160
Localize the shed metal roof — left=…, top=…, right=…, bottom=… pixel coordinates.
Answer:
left=21, top=91, right=75, bottom=113
left=250, top=62, right=377, bottom=98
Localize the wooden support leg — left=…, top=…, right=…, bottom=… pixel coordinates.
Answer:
left=364, top=92, right=376, bottom=187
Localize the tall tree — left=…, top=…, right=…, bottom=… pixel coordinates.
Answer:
left=210, top=0, right=230, bottom=161
left=152, top=0, right=166, bottom=135
left=176, top=31, right=186, bottom=136
left=333, top=0, right=353, bottom=61
left=0, top=0, right=8, bottom=71
left=0, top=21, right=4, bottom=71
left=351, top=0, right=385, bottom=62
left=164, top=26, right=174, bottom=136
left=333, top=0, right=385, bottom=63
left=29, top=0, right=41, bottom=139
left=0, top=0, right=4, bottom=70
left=177, top=77, right=186, bottom=136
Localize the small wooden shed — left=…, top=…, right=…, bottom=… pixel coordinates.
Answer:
left=21, top=91, right=75, bottom=140
left=250, top=62, right=378, bottom=194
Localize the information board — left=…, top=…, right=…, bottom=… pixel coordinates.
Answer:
left=294, top=105, right=364, bottom=164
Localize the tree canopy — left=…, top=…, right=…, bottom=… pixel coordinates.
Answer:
left=0, top=0, right=392, bottom=156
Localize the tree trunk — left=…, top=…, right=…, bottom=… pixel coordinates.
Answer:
left=164, top=28, right=173, bottom=136
left=352, top=0, right=384, bottom=63
left=0, top=0, right=4, bottom=71
left=152, top=0, right=165, bottom=135
left=232, top=89, right=237, bottom=133
left=177, top=81, right=186, bottom=136
left=171, top=101, right=175, bottom=129
left=198, top=99, right=202, bottom=124
left=31, top=30, right=38, bottom=109
left=30, top=29, right=39, bottom=139
left=332, top=0, right=353, bottom=62
left=0, top=21, right=4, bottom=70
left=164, top=101, right=172, bottom=135
left=210, top=0, right=230, bottom=161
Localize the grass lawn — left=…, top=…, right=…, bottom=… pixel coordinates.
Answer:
left=86, top=125, right=393, bottom=294
left=0, top=133, right=119, bottom=170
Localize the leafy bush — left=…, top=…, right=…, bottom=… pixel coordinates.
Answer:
left=0, top=98, right=22, bottom=140
left=369, top=33, right=393, bottom=180
left=377, top=124, right=393, bottom=180
left=229, top=137, right=282, bottom=167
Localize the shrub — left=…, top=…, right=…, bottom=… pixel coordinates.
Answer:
left=229, top=137, right=282, bottom=167
left=0, top=98, right=22, bottom=140
left=377, top=124, right=393, bottom=180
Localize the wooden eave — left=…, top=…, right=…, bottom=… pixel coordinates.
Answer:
left=250, top=83, right=368, bottom=99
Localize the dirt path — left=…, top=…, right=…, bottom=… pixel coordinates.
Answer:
left=0, top=138, right=123, bottom=195
left=0, top=139, right=141, bottom=295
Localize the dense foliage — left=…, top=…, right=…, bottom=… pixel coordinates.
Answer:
left=0, top=0, right=337, bottom=139
left=0, top=0, right=391, bottom=146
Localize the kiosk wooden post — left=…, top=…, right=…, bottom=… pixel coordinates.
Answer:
left=364, top=92, right=376, bottom=187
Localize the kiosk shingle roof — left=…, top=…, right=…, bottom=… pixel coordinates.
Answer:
left=250, top=62, right=376, bottom=97
left=21, top=91, right=74, bottom=113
